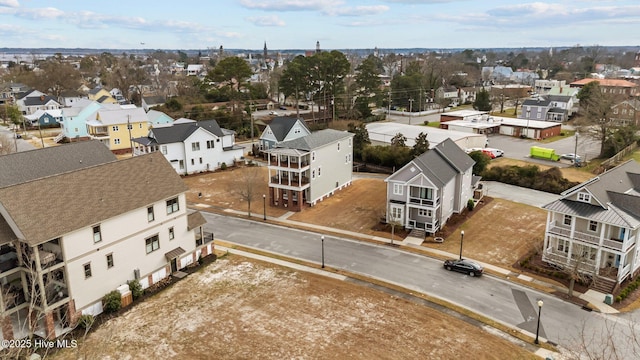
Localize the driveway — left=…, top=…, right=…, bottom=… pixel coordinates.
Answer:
left=482, top=181, right=560, bottom=208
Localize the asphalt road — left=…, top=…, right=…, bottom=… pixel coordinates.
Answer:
left=203, top=211, right=638, bottom=357
left=0, top=124, right=35, bottom=152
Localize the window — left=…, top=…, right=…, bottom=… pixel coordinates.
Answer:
left=112, top=125, right=119, bottom=131
left=311, top=152, right=316, bottom=161
left=345, top=155, right=348, bottom=164
left=294, top=127, right=301, bottom=134
left=589, top=220, right=598, bottom=232
left=161, top=145, right=167, bottom=155
left=179, top=160, right=184, bottom=170
left=312, top=170, right=315, bottom=179
left=84, top=263, right=92, bottom=278
left=192, top=142, right=200, bottom=151
left=418, top=209, right=432, bottom=217
left=147, top=206, right=155, bottom=222
left=145, top=235, right=160, bottom=254
left=139, top=123, right=143, bottom=129
left=337, top=142, right=341, bottom=151
left=166, top=197, right=179, bottom=214
left=390, top=206, right=403, bottom=221
left=207, top=140, right=215, bottom=149
left=557, top=239, right=569, bottom=254
left=393, top=183, right=403, bottom=195
left=349, top=138, right=352, bottom=146
left=127, top=123, right=132, bottom=130
left=106, top=254, right=114, bottom=268
left=191, top=159, right=195, bottom=166
left=199, top=157, right=203, bottom=164
left=563, top=214, right=572, bottom=226
left=577, top=192, right=591, bottom=203
left=318, top=167, right=321, bottom=177
left=114, top=138, right=121, bottom=145
left=93, top=225, right=102, bottom=243
left=169, top=227, right=175, bottom=240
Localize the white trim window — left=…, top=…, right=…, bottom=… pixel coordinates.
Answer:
left=84, top=263, right=92, bottom=278
left=577, top=192, right=591, bottom=203
left=106, top=253, right=114, bottom=269
left=390, top=206, right=403, bottom=222
left=393, top=183, right=403, bottom=196
left=93, top=225, right=102, bottom=243
left=147, top=206, right=155, bottom=222
left=563, top=214, right=572, bottom=226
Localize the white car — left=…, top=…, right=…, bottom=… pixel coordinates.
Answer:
left=484, top=148, right=504, bottom=157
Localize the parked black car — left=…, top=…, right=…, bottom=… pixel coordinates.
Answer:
left=443, top=259, right=484, bottom=277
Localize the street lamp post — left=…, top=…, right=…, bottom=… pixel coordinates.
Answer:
left=263, top=194, right=266, bottom=221
left=535, top=299, right=544, bottom=344
left=459, top=230, right=464, bottom=260
left=321, top=236, right=325, bottom=268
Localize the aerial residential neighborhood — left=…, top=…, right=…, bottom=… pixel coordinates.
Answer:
left=1, top=3, right=640, bottom=356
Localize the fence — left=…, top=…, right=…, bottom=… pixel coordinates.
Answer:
left=597, top=142, right=638, bottom=173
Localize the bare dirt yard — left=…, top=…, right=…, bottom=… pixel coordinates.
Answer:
left=51, top=256, right=535, bottom=360
left=422, top=198, right=547, bottom=271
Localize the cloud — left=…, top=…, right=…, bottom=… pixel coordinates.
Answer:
left=239, top=0, right=343, bottom=12
left=325, top=5, right=389, bottom=17
left=383, top=0, right=466, bottom=3
left=0, top=0, right=19, bottom=7
left=14, top=7, right=66, bottom=20
left=246, top=15, right=286, bottom=27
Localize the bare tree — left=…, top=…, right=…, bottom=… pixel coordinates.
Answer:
left=0, top=134, right=14, bottom=155
left=237, top=165, right=263, bottom=217
left=565, top=315, right=640, bottom=360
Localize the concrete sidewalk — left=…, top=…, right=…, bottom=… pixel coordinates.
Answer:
left=207, top=204, right=618, bottom=315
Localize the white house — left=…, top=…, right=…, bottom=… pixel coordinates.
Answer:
left=0, top=142, right=211, bottom=340
left=132, top=119, right=244, bottom=174
left=266, top=129, right=354, bottom=212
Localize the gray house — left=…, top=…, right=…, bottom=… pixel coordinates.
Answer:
left=384, top=138, right=476, bottom=236
left=542, top=160, right=640, bottom=294
left=266, top=129, right=354, bottom=212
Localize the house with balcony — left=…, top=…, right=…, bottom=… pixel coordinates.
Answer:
left=86, top=106, right=149, bottom=154
left=259, top=116, right=311, bottom=152
left=266, top=129, right=354, bottom=211
left=384, top=138, right=476, bottom=236
left=542, top=160, right=640, bottom=294
left=0, top=143, right=211, bottom=340
left=131, top=119, right=244, bottom=174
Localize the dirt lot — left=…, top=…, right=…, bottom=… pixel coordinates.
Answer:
left=422, top=198, right=547, bottom=270
left=51, top=256, right=535, bottom=360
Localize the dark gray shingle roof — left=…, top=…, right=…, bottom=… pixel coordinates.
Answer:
left=140, top=119, right=225, bottom=145
left=268, top=117, right=308, bottom=142
left=410, top=138, right=474, bottom=188
left=0, top=141, right=117, bottom=188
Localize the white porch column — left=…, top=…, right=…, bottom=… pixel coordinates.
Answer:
left=543, top=212, right=551, bottom=251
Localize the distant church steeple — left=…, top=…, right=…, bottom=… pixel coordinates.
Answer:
left=316, top=41, right=320, bottom=54
left=263, top=41, right=268, bottom=60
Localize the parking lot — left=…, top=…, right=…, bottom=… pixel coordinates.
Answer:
left=486, top=133, right=601, bottom=166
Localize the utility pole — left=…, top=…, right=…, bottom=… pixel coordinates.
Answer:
left=574, top=131, right=579, bottom=167
left=127, top=114, right=134, bottom=157
left=408, top=98, right=414, bottom=125
left=387, top=92, right=392, bottom=120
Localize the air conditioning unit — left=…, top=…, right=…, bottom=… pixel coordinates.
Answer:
left=134, top=269, right=140, bottom=280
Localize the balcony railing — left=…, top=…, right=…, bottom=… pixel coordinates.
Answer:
left=270, top=176, right=310, bottom=186
left=196, top=232, right=214, bottom=247
left=543, top=249, right=597, bottom=272
left=269, top=157, right=310, bottom=169
left=408, top=197, right=440, bottom=207
left=547, top=225, right=624, bottom=251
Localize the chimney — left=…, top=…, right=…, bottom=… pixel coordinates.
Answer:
left=560, top=86, right=563, bottom=93
left=40, top=95, right=45, bottom=101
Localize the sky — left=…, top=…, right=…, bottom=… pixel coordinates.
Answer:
left=1, top=0, right=639, bottom=51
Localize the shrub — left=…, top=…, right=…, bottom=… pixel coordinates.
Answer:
left=127, top=279, right=144, bottom=300
left=77, top=314, right=95, bottom=330
left=467, top=199, right=475, bottom=211
left=220, top=163, right=227, bottom=170
left=103, top=290, right=122, bottom=313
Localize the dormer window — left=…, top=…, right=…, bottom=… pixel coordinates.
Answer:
left=577, top=192, right=591, bottom=203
